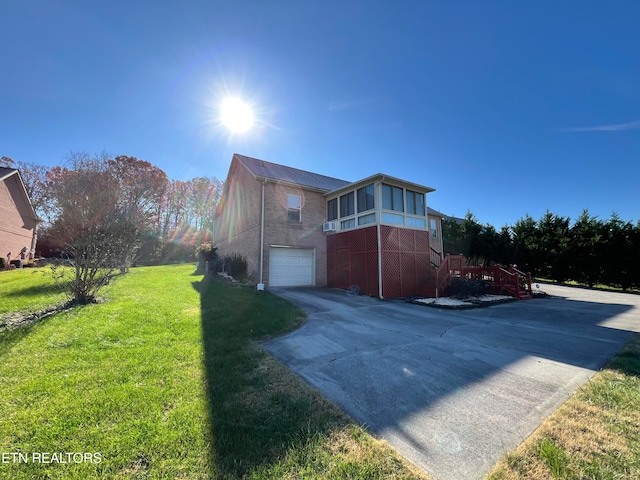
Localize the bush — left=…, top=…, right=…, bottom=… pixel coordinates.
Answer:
left=446, top=278, right=487, bottom=298
left=224, top=253, right=248, bottom=282
left=0, top=257, right=6, bottom=270
left=195, top=243, right=219, bottom=273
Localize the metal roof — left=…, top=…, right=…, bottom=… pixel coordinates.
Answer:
left=235, top=154, right=351, bottom=192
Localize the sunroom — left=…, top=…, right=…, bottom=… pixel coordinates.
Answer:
left=324, top=174, right=444, bottom=298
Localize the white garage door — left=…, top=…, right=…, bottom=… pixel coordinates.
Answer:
left=269, top=247, right=315, bottom=287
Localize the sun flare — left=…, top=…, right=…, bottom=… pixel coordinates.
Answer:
left=220, top=97, right=254, bottom=133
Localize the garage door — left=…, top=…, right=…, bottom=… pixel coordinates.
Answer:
left=269, top=247, right=315, bottom=287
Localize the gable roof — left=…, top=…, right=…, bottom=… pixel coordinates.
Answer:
left=0, top=167, right=40, bottom=222
left=427, top=206, right=445, bottom=217
left=0, top=166, right=18, bottom=181
left=234, top=154, right=351, bottom=192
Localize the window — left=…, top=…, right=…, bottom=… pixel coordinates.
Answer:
left=382, top=184, right=404, bottom=212
left=340, top=192, right=355, bottom=218
left=406, top=217, right=427, bottom=228
left=430, top=219, right=438, bottom=238
left=406, top=190, right=426, bottom=216
left=287, top=194, right=301, bottom=222
left=358, top=213, right=376, bottom=225
left=327, top=198, right=338, bottom=221
left=357, top=183, right=375, bottom=213
left=382, top=212, right=404, bottom=225
left=341, top=218, right=355, bottom=229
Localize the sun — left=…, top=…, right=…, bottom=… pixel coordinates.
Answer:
left=220, top=97, right=254, bottom=133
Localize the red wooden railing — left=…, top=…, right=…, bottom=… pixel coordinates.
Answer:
left=434, top=255, right=532, bottom=299
left=435, top=254, right=465, bottom=298
left=430, top=247, right=442, bottom=269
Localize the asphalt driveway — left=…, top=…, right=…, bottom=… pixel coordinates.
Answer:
left=263, top=284, right=640, bottom=480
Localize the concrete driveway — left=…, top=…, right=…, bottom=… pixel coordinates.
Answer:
left=263, top=284, right=640, bottom=480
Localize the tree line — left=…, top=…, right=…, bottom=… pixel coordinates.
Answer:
left=443, top=211, right=640, bottom=291
left=2, top=153, right=223, bottom=302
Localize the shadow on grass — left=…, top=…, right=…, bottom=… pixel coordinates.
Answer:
left=0, top=301, right=84, bottom=358
left=192, top=277, right=347, bottom=478
left=0, top=323, right=39, bottom=358
left=606, top=334, right=640, bottom=377
left=5, top=282, right=65, bottom=299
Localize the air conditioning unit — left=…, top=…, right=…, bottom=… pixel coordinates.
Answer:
left=322, top=221, right=337, bottom=232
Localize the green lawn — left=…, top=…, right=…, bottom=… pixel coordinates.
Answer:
left=0, top=267, right=68, bottom=314
left=0, top=264, right=426, bottom=479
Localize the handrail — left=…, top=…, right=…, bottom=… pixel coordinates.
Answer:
left=435, top=254, right=464, bottom=298
left=434, top=257, right=532, bottom=299
left=429, top=247, right=442, bottom=268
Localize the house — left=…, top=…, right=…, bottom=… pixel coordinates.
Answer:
left=0, top=167, right=40, bottom=265
left=213, top=154, right=445, bottom=298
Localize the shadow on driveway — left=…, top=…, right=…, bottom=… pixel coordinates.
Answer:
left=263, top=285, right=640, bottom=480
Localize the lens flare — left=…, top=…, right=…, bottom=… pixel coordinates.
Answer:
left=220, top=97, right=254, bottom=133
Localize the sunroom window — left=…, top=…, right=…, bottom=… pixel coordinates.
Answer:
left=382, top=184, right=404, bottom=212
left=327, top=198, right=338, bottom=221
left=340, top=192, right=355, bottom=218
left=357, top=183, right=375, bottom=213
left=406, top=190, right=425, bottom=216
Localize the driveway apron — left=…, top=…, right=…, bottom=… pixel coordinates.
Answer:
left=263, top=285, right=640, bottom=480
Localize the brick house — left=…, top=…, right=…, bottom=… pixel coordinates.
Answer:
left=0, top=167, right=40, bottom=264
left=213, top=154, right=445, bottom=298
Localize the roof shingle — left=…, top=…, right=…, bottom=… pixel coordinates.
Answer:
left=235, top=154, right=351, bottom=192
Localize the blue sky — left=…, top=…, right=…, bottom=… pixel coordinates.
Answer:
left=2, top=1, right=639, bottom=228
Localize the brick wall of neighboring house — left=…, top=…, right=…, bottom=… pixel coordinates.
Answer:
left=0, top=174, right=37, bottom=262
left=262, top=181, right=328, bottom=286
left=213, top=160, right=262, bottom=281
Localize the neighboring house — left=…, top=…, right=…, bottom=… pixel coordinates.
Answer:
left=0, top=167, right=40, bottom=264
left=213, top=154, right=445, bottom=298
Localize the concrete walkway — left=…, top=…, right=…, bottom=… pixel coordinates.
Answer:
left=263, top=284, right=640, bottom=480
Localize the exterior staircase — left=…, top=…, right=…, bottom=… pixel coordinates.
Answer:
left=432, top=254, right=533, bottom=300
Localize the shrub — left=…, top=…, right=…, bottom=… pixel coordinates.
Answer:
left=224, top=253, right=248, bottom=282
left=447, top=278, right=487, bottom=298
left=195, top=243, right=219, bottom=273
left=0, top=257, right=6, bottom=270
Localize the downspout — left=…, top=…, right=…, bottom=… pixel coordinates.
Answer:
left=258, top=179, right=266, bottom=288
left=376, top=178, right=385, bottom=299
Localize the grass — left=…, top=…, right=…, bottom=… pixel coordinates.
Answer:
left=0, top=267, right=68, bottom=314
left=535, top=277, right=640, bottom=295
left=0, top=264, right=427, bottom=479
left=486, top=335, right=640, bottom=480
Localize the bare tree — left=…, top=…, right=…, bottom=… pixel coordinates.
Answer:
left=15, top=161, right=53, bottom=223
left=46, top=152, right=168, bottom=303
left=0, top=156, right=16, bottom=167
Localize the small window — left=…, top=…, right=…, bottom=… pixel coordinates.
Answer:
left=382, top=184, right=404, bottom=212
left=327, top=198, right=338, bottom=221
left=382, top=212, right=404, bottom=225
left=340, top=192, right=355, bottom=218
left=430, top=219, right=438, bottom=237
left=341, top=218, right=356, bottom=230
left=287, top=194, right=301, bottom=222
left=406, top=189, right=425, bottom=216
left=358, top=213, right=376, bottom=225
left=406, top=217, right=427, bottom=228
left=357, top=183, right=375, bottom=213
